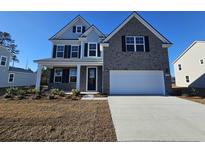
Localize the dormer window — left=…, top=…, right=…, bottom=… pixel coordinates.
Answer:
left=76, top=25, right=82, bottom=33
left=56, top=45, right=64, bottom=58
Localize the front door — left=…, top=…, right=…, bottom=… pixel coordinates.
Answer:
left=87, top=67, right=97, bottom=91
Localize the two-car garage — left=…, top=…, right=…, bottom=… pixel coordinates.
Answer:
left=109, top=70, right=165, bottom=95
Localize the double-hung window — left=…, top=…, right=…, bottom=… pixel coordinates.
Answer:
left=0, top=56, right=7, bottom=66
left=71, top=45, right=79, bottom=58
left=88, top=43, right=97, bottom=57
left=186, top=76, right=190, bottom=83
left=178, top=64, right=182, bottom=71
left=125, top=36, right=145, bottom=52
left=56, top=45, right=64, bottom=58
left=69, top=68, right=77, bottom=83
left=8, top=73, right=15, bottom=83
left=76, top=25, right=82, bottom=33
left=54, top=69, right=62, bottom=83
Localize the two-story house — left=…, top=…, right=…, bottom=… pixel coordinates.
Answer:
left=173, top=41, right=205, bottom=88
left=34, top=12, right=172, bottom=95
left=0, top=46, right=36, bottom=88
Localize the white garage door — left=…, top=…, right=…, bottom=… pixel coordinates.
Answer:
left=110, top=70, right=165, bottom=95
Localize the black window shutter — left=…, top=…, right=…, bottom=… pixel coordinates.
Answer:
left=62, top=69, right=66, bottom=83
left=145, top=36, right=150, bottom=52
left=52, top=45, right=57, bottom=58
left=121, top=36, right=126, bottom=52
left=64, top=45, right=68, bottom=58
left=66, top=68, right=69, bottom=83
left=68, top=45, right=71, bottom=58
left=97, top=43, right=101, bottom=57
left=79, top=45, right=81, bottom=58
left=49, top=69, right=54, bottom=83
left=82, top=26, right=86, bottom=33
left=73, top=26, right=76, bottom=33
left=84, top=43, right=88, bottom=57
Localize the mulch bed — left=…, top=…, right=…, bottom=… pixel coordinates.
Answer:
left=0, top=99, right=116, bottom=142
left=179, top=96, right=205, bottom=105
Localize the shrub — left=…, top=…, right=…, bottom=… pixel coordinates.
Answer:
left=59, top=90, right=65, bottom=97
left=3, top=93, right=13, bottom=99
left=189, top=88, right=199, bottom=96
left=71, top=89, right=80, bottom=97
left=47, top=94, right=57, bottom=100
left=27, top=88, right=38, bottom=94
left=6, top=87, right=18, bottom=96
left=50, top=88, right=60, bottom=95
left=16, top=89, right=26, bottom=100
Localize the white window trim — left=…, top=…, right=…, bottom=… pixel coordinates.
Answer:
left=8, top=73, right=15, bottom=83
left=86, top=66, right=98, bottom=91
left=54, top=68, right=63, bottom=83
left=70, top=45, right=79, bottom=58
left=0, top=56, right=7, bottom=67
left=69, top=68, right=77, bottom=83
left=76, top=25, right=83, bottom=34
left=56, top=45, right=65, bottom=58
left=88, top=42, right=97, bottom=57
left=200, top=59, right=204, bottom=65
left=125, top=36, right=145, bottom=52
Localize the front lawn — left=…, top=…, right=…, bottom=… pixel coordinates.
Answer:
left=0, top=99, right=116, bottom=142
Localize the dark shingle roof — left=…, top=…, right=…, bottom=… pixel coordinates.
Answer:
left=9, top=67, right=34, bottom=73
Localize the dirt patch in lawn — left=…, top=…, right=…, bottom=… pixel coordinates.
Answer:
left=0, top=99, right=116, bottom=142
left=179, top=96, right=205, bottom=105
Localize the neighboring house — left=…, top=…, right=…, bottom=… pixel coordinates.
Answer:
left=173, top=41, right=205, bottom=88
left=34, top=12, right=172, bottom=95
left=0, top=46, right=36, bottom=88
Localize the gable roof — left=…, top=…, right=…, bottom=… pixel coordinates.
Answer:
left=80, top=25, right=105, bottom=38
left=9, top=66, right=34, bottom=73
left=103, top=12, right=172, bottom=44
left=49, top=15, right=91, bottom=40
left=173, top=40, right=205, bottom=64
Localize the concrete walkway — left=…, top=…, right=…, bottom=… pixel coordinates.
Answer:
left=108, top=96, right=205, bottom=141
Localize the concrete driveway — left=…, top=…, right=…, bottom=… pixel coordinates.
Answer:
left=108, top=96, right=205, bottom=141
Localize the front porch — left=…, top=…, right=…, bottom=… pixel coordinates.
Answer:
left=34, top=59, right=103, bottom=92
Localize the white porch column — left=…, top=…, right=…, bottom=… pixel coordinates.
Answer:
left=76, top=64, right=81, bottom=90
left=35, top=64, right=42, bottom=90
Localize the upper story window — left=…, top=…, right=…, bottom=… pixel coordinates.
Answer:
left=56, top=45, right=64, bottom=58
left=0, top=56, right=7, bottom=67
left=88, top=43, right=97, bottom=57
left=185, top=76, right=190, bottom=83
left=71, top=45, right=79, bottom=58
left=200, top=59, right=204, bottom=64
left=8, top=73, right=15, bottom=83
left=76, top=25, right=82, bottom=33
left=178, top=64, right=182, bottom=71
left=54, top=69, right=62, bottom=83
left=69, top=68, right=77, bottom=83
left=125, top=36, right=145, bottom=52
